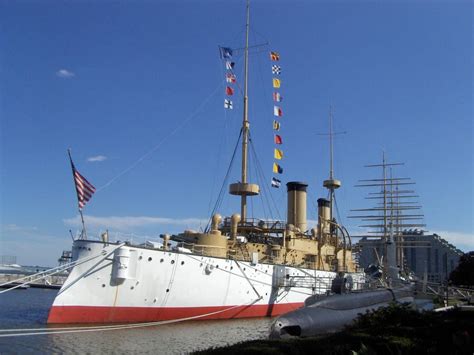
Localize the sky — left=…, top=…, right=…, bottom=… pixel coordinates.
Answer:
left=1, top=0, right=472, bottom=266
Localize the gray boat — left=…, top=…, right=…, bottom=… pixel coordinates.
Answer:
left=270, top=280, right=414, bottom=338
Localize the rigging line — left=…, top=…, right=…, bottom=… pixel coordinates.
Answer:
left=0, top=250, right=110, bottom=292
left=248, top=137, right=272, bottom=222
left=182, top=253, right=314, bottom=297
left=248, top=149, right=255, bottom=219
left=233, top=260, right=262, bottom=299
left=249, top=134, right=282, bottom=221
left=248, top=134, right=276, bottom=222
left=231, top=42, right=269, bottom=53
left=250, top=142, right=269, bottom=222
left=256, top=160, right=278, bottom=222
left=250, top=51, right=283, bottom=221
left=249, top=27, right=270, bottom=47
left=333, top=193, right=343, bottom=227
left=96, top=83, right=223, bottom=193
left=207, top=61, right=235, bottom=218
left=212, top=130, right=241, bottom=215
left=205, top=129, right=243, bottom=231
left=0, top=297, right=262, bottom=337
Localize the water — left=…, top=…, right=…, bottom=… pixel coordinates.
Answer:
left=0, top=289, right=272, bottom=354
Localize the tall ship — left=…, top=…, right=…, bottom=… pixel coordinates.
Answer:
left=48, top=2, right=364, bottom=324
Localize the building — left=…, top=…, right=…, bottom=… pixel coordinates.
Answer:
left=355, top=231, right=463, bottom=283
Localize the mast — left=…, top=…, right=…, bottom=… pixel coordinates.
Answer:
left=349, top=155, right=427, bottom=283
left=240, top=0, right=250, bottom=220
left=229, top=0, right=259, bottom=222
left=323, top=106, right=342, bottom=223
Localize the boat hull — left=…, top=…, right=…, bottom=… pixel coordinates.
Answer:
left=48, top=303, right=304, bottom=323
left=48, top=240, right=364, bottom=324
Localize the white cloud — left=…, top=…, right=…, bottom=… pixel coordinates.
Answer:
left=87, top=155, right=107, bottom=162
left=3, top=224, right=38, bottom=233
left=63, top=215, right=207, bottom=231
left=56, top=69, right=75, bottom=78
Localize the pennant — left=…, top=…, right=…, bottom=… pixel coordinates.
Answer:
left=273, top=120, right=280, bottom=131
left=271, top=177, right=281, bottom=188
left=274, top=134, right=282, bottom=144
left=224, top=99, right=233, bottom=109
left=273, top=92, right=282, bottom=102
left=273, top=106, right=282, bottom=117
left=270, top=51, right=280, bottom=61
left=273, top=162, right=283, bottom=174
left=225, top=61, right=235, bottom=70
left=274, top=149, right=283, bottom=160
left=226, top=86, right=234, bottom=96
left=272, top=65, right=281, bottom=75
left=226, top=73, right=236, bottom=83
left=219, top=46, right=233, bottom=59
left=272, top=78, right=281, bottom=88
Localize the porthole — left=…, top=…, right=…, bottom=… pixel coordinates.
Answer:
left=139, top=256, right=143, bottom=260
left=171, top=260, right=175, bottom=264
left=148, top=257, right=152, bottom=261
left=230, top=266, right=233, bottom=270
left=131, top=286, right=134, bottom=290
left=216, top=265, right=219, bottom=268
left=181, top=261, right=185, bottom=265
left=166, top=289, right=169, bottom=293
left=160, top=259, right=164, bottom=263
left=102, top=284, right=106, bottom=288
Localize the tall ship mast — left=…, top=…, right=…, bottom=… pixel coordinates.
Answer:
left=46, top=1, right=364, bottom=324
left=350, top=154, right=426, bottom=283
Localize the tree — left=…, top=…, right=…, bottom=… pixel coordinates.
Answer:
left=449, top=251, right=474, bottom=286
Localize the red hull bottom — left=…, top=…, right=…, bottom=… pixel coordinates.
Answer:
left=47, top=302, right=304, bottom=324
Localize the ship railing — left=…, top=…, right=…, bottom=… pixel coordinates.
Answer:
left=174, top=242, right=230, bottom=258
left=221, top=217, right=286, bottom=232
left=173, top=241, right=256, bottom=262
left=414, top=280, right=473, bottom=301
left=276, top=274, right=378, bottom=293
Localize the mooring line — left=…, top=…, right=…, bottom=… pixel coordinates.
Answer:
left=0, top=298, right=261, bottom=337
left=0, top=244, right=125, bottom=294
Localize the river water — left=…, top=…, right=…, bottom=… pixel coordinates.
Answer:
left=0, top=288, right=272, bottom=354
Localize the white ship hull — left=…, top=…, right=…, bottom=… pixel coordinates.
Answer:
left=48, top=240, right=364, bottom=323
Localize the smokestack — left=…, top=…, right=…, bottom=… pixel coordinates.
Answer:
left=317, top=198, right=330, bottom=236
left=287, top=181, right=308, bottom=233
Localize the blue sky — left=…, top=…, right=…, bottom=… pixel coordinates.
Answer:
left=1, top=0, right=472, bottom=266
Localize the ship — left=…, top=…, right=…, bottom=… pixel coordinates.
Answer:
left=47, top=2, right=364, bottom=324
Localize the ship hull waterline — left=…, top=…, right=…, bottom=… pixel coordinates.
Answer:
left=48, top=240, right=364, bottom=324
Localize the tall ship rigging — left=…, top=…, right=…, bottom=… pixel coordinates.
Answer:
left=48, top=2, right=364, bottom=324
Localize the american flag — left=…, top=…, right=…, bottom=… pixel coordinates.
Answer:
left=69, top=152, right=96, bottom=209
